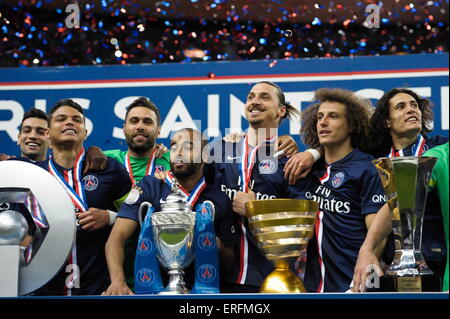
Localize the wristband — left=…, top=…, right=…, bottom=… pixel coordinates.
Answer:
left=305, top=148, right=321, bottom=162
left=108, top=210, right=118, bottom=226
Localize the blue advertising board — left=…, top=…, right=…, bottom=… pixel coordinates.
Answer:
left=0, top=53, right=448, bottom=156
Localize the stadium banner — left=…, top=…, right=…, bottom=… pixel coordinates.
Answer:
left=0, top=53, right=448, bottom=156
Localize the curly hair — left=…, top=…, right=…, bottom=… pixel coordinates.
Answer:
left=300, top=88, right=373, bottom=153
left=368, top=88, right=434, bottom=157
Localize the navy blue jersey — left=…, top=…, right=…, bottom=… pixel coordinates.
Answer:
left=304, top=149, right=386, bottom=292
left=384, top=134, right=448, bottom=274
left=32, top=158, right=131, bottom=295
left=118, top=175, right=240, bottom=288
left=205, top=139, right=312, bottom=288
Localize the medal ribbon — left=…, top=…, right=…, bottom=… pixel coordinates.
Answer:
left=24, top=194, right=48, bottom=229
left=236, top=134, right=276, bottom=284
left=125, top=149, right=156, bottom=186
left=389, top=134, right=426, bottom=157
left=239, top=135, right=277, bottom=192
left=48, top=148, right=88, bottom=212
left=165, top=171, right=207, bottom=209
left=47, top=148, right=85, bottom=295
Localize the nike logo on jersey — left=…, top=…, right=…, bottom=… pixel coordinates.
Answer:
left=227, top=155, right=241, bottom=160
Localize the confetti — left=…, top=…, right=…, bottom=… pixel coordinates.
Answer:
left=0, top=0, right=447, bottom=67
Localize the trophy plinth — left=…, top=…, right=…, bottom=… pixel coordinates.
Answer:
left=246, top=199, right=318, bottom=293
left=372, top=156, right=441, bottom=292
left=379, top=274, right=441, bottom=292
left=151, top=182, right=196, bottom=294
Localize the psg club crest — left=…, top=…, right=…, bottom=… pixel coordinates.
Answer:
left=136, top=268, right=156, bottom=287
left=258, top=159, right=276, bottom=174
left=198, top=232, right=216, bottom=252
left=332, top=172, right=345, bottom=188
left=199, top=203, right=213, bottom=220
left=197, top=264, right=217, bottom=284
left=82, top=175, right=98, bottom=191
left=137, top=237, right=152, bottom=256
left=154, top=165, right=166, bottom=174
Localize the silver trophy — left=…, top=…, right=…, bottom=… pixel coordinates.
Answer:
left=151, top=181, right=196, bottom=294
left=0, top=161, right=75, bottom=297
left=372, top=156, right=439, bottom=291
left=0, top=210, right=28, bottom=246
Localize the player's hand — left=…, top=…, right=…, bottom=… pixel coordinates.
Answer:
left=232, top=191, right=256, bottom=217
left=275, top=135, right=298, bottom=158
left=154, top=170, right=168, bottom=181
left=284, top=151, right=315, bottom=185
left=77, top=207, right=110, bottom=231
left=155, top=143, right=168, bottom=158
left=223, top=132, right=246, bottom=143
left=84, top=146, right=108, bottom=174
left=0, top=153, right=13, bottom=161
left=352, top=246, right=383, bottom=292
left=102, top=280, right=134, bottom=296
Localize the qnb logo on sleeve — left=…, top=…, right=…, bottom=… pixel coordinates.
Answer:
left=371, top=194, right=387, bottom=203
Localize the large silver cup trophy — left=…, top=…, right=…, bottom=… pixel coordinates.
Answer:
left=148, top=182, right=196, bottom=294
left=372, top=156, right=440, bottom=292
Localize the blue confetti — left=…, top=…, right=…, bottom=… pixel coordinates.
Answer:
left=312, top=17, right=322, bottom=25
left=0, top=0, right=447, bottom=67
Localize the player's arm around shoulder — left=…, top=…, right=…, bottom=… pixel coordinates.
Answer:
left=106, top=157, right=133, bottom=209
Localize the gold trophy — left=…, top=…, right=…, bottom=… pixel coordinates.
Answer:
left=246, top=199, right=318, bottom=293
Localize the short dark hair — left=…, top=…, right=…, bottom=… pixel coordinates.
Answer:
left=125, top=97, right=161, bottom=126
left=19, top=108, right=48, bottom=131
left=172, top=127, right=208, bottom=151
left=301, top=88, right=373, bottom=152
left=369, top=88, right=434, bottom=157
left=48, top=99, right=84, bottom=125
left=257, top=81, right=300, bottom=123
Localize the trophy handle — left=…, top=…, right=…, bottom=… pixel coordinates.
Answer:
left=201, top=200, right=215, bottom=222
left=138, top=202, right=152, bottom=227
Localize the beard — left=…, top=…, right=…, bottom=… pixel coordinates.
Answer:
left=126, top=136, right=156, bottom=155
left=171, top=162, right=202, bottom=181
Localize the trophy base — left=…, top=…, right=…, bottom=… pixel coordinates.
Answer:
left=159, top=289, right=190, bottom=295
left=260, top=261, right=306, bottom=293
left=369, top=274, right=441, bottom=292
left=161, top=269, right=190, bottom=294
